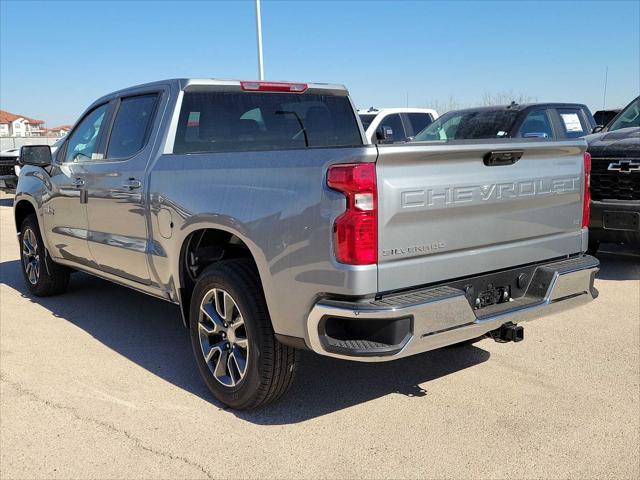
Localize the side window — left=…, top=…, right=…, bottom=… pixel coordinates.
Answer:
left=557, top=108, right=588, bottom=138
left=378, top=114, right=406, bottom=143
left=106, top=94, right=159, bottom=159
left=518, top=110, right=554, bottom=138
left=406, top=113, right=433, bottom=136
left=64, top=104, right=109, bottom=163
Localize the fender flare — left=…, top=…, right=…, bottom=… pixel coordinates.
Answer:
left=170, top=219, right=275, bottom=327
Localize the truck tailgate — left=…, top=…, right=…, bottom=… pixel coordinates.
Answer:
left=376, top=141, right=587, bottom=292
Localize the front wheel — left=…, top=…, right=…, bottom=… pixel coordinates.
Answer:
left=189, top=259, right=299, bottom=409
left=20, top=214, right=70, bottom=296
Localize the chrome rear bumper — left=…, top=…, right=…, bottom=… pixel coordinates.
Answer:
left=306, top=255, right=599, bottom=362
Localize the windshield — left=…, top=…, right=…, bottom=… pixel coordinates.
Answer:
left=413, top=109, right=519, bottom=141
left=608, top=97, right=640, bottom=131
left=358, top=113, right=377, bottom=131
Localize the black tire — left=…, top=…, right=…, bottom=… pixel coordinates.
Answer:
left=587, top=239, right=600, bottom=255
left=189, top=259, right=299, bottom=409
left=19, top=214, right=70, bottom=296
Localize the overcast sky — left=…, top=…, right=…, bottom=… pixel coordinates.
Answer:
left=1, top=0, right=638, bottom=126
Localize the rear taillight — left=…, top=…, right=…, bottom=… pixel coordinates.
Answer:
left=582, top=151, right=591, bottom=228
left=240, top=81, right=308, bottom=93
left=327, top=163, right=377, bottom=265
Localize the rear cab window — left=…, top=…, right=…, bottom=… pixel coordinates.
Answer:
left=358, top=113, right=377, bottom=132
left=173, top=89, right=362, bottom=154
left=556, top=108, right=589, bottom=138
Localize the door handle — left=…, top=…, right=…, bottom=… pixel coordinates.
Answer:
left=483, top=150, right=524, bottom=166
left=123, top=178, right=142, bottom=190
left=73, top=177, right=85, bottom=187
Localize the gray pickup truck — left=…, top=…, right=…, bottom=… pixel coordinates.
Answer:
left=14, top=79, right=599, bottom=409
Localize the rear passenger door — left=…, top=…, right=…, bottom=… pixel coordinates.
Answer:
left=82, top=90, right=164, bottom=285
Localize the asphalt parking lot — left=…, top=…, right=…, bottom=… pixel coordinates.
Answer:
left=0, top=191, right=638, bottom=480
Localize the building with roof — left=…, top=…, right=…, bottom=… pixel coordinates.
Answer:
left=45, top=125, right=72, bottom=137
left=0, top=110, right=45, bottom=137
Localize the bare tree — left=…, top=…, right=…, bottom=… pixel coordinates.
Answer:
left=422, top=95, right=463, bottom=115
left=422, top=91, right=538, bottom=114
left=481, top=90, right=537, bottom=106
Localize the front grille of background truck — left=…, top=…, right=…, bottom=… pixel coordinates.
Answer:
left=590, top=156, right=640, bottom=201
left=0, top=164, right=15, bottom=176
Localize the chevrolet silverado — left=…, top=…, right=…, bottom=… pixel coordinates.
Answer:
left=14, top=79, right=599, bottom=409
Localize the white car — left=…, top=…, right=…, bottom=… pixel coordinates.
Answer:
left=358, top=107, right=439, bottom=143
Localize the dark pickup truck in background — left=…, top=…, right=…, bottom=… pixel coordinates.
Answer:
left=0, top=148, right=20, bottom=192
left=586, top=96, right=640, bottom=251
left=593, top=109, right=621, bottom=128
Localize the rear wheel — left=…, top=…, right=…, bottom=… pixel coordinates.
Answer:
left=189, top=259, right=299, bottom=409
left=587, top=239, right=600, bottom=255
left=20, top=214, right=70, bottom=296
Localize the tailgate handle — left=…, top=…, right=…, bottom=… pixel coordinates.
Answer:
left=484, top=150, right=523, bottom=166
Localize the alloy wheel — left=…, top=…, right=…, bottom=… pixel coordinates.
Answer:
left=21, top=228, right=40, bottom=285
left=198, top=288, right=249, bottom=387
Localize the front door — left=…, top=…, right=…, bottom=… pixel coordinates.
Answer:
left=83, top=92, right=163, bottom=285
left=42, top=102, right=111, bottom=268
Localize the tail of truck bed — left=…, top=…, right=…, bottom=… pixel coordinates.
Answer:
left=312, top=138, right=596, bottom=361
left=374, top=140, right=589, bottom=292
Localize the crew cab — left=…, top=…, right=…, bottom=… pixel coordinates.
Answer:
left=585, top=96, right=640, bottom=251
left=14, top=79, right=598, bottom=409
left=412, top=103, right=596, bottom=141
left=358, top=107, right=438, bottom=143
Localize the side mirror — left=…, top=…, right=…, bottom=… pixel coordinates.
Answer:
left=375, top=125, right=394, bottom=143
left=592, top=125, right=605, bottom=134
left=19, top=145, right=52, bottom=167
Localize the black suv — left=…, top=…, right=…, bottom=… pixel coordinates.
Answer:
left=411, top=103, right=596, bottom=141
left=586, top=96, right=640, bottom=251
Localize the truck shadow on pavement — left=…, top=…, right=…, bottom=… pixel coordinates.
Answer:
left=594, top=246, right=640, bottom=281
left=0, top=258, right=491, bottom=424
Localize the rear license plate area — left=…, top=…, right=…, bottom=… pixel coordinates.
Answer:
left=603, top=211, right=640, bottom=231
left=475, top=284, right=511, bottom=310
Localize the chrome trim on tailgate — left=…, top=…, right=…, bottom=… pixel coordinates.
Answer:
left=306, top=255, right=599, bottom=362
